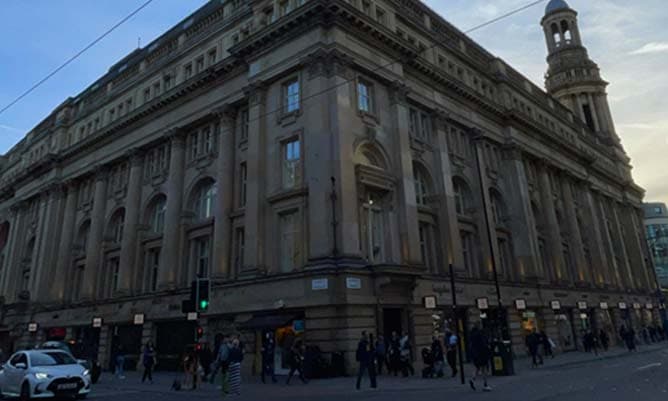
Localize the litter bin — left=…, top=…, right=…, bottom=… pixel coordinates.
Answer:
left=491, top=340, right=514, bottom=376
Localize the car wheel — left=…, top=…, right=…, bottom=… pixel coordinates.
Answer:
left=19, top=382, right=31, bottom=401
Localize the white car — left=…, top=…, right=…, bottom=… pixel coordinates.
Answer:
left=0, top=349, right=91, bottom=400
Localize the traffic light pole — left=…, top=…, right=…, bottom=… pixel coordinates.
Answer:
left=449, top=263, right=466, bottom=385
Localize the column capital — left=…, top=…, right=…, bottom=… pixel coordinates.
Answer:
left=468, top=127, right=485, bottom=142
left=243, top=81, right=268, bottom=106
left=213, top=104, right=237, bottom=125
left=433, top=109, right=450, bottom=130
left=125, top=148, right=145, bottom=167
left=388, top=81, right=410, bottom=106
left=502, top=142, right=524, bottom=161
left=303, top=48, right=354, bottom=80
left=166, top=127, right=186, bottom=147
left=93, top=164, right=111, bottom=182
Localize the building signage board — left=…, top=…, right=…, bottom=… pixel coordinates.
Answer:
left=515, top=299, right=527, bottom=311
left=577, top=301, right=588, bottom=310
left=599, top=302, right=609, bottom=310
left=476, top=298, right=489, bottom=310
left=550, top=300, right=561, bottom=311
left=633, top=303, right=642, bottom=310
left=346, top=277, right=362, bottom=290
left=646, top=303, right=653, bottom=310
left=618, top=302, right=627, bottom=310
left=133, top=314, right=145, bottom=325
left=28, top=322, right=38, bottom=333
left=424, top=296, right=437, bottom=310
left=187, top=312, right=198, bottom=321
left=311, top=278, right=328, bottom=291
left=92, top=317, right=103, bottom=328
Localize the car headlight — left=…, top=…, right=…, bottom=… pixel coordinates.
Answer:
left=35, top=372, right=52, bottom=380
left=82, top=369, right=90, bottom=377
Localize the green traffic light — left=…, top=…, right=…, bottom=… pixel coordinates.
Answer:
left=200, top=300, right=209, bottom=309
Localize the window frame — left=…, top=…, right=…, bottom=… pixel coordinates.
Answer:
left=283, top=77, right=301, bottom=115
left=356, top=78, right=374, bottom=115
left=281, top=137, right=302, bottom=190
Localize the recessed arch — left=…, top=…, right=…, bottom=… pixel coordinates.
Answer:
left=189, top=177, right=217, bottom=220
left=353, top=141, right=390, bottom=171
left=145, top=193, right=167, bottom=233
left=413, top=161, right=434, bottom=206
left=453, top=176, right=473, bottom=216
left=107, top=208, right=126, bottom=244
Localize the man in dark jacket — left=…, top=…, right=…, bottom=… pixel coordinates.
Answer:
left=261, top=332, right=277, bottom=384
left=355, top=332, right=377, bottom=390
left=526, top=329, right=543, bottom=367
left=469, top=326, right=491, bottom=392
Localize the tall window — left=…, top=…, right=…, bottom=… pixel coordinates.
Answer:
left=362, top=193, right=385, bottom=263
left=149, top=196, right=167, bottom=233
left=279, top=211, right=301, bottom=272
left=184, top=63, right=193, bottom=79
left=357, top=80, right=372, bottom=113
left=147, top=248, right=160, bottom=292
left=461, top=232, right=476, bottom=274
left=189, top=132, right=199, bottom=160
left=453, top=178, right=472, bottom=216
left=282, top=139, right=301, bottom=189
left=194, top=237, right=210, bottom=278
left=105, top=257, right=120, bottom=298
left=284, top=79, right=300, bottom=113
left=240, top=108, right=249, bottom=141
left=194, top=181, right=216, bottom=220
left=414, top=166, right=430, bottom=206
left=109, top=210, right=125, bottom=244
left=203, top=126, right=214, bottom=154
left=239, top=162, right=247, bottom=207
left=419, top=222, right=435, bottom=269
left=497, top=238, right=510, bottom=277
left=234, top=227, right=245, bottom=273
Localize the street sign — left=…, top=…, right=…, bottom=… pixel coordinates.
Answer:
left=92, top=317, right=103, bottom=328
left=476, top=297, right=489, bottom=310
left=618, top=302, right=627, bottom=310
left=424, top=296, right=437, bottom=309
left=187, top=312, right=198, bottom=321
left=577, top=301, right=588, bottom=310
left=346, top=277, right=362, bottom=290
left=515, top=299, right=527, bottom=311
left=600, top=302, right=609, bottom=310
left=633, top=303, right=642, bottom=310
left=646, top=303, right=654, bottom=310
left=28, top=322, right=38, bottom=333
left=134, top=314, right=145, bottom=325
left=550, top=300, right=561, bottom=311
left=311, top=278, right=328, bottom=290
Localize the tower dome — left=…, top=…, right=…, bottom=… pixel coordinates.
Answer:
left=545, top=0, right=570, bottom=14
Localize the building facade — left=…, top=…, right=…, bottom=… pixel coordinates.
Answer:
left=643, top=203, right=668, bottom=289
left=0, top=0, right=660, bottom=372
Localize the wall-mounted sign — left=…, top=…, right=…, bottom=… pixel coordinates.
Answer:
left=599, top=302, right=609, bottom=310
left=550, top=300, right=561, bottom=311
left=477, top=297, right=489, bottom=310
left=346, top=277, right=362, bottom=290
left=480, top=313, right=488, bottom=319
left=311, top=278, right=328, bottom=291
left=424, top=296, right=437, bottom=310
left=515, top=299, right=527, bottom=311
left=577, top=301, right=588, bottom=310
left=646, top=303, right=654, bottom=310
left=187, top=312, right=198, bottom=321
left=133, top=314, right=145, bottom=325
left=92, top=317, right=103, bottom=328
left=28, top=322, right=38, bottom=333
left=579, top=313, right=588, bottom=320
left=633, top=303, right=642, bottom=310
left=618, top=302, right=627, bottom=310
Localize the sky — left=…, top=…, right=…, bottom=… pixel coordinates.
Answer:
left=0, top=0, right=666, bottom=203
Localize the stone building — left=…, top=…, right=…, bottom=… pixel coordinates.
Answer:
left=643, top=203, right=668, bottom=289
left=0, top=0, right=661, bottom=372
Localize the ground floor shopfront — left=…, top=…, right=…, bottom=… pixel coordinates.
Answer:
left=1, top=269, right=662, bottom=374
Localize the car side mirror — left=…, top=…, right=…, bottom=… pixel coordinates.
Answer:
left=15, top=362, right=27, bottom=369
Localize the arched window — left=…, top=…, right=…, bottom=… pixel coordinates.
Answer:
left=413, top=164, right=432, bottom=206
left=192, top=179, right=217, bottom=220
left=551, top=23, right=561, bottom=45
left=147, top=195, right=167, bottom=233
left=560, top=20, right=572, bottom=41
left=108, top=209, right=125, bottom=244
left=76, top=220, right=91, bottom=254
left=490, top=190, right=508, bottom=226
left=453, top=178, right=472, bottom=216
left=355, top=144, right=388, bottom=170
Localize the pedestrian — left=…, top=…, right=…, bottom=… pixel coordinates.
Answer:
left=599, top=329, right=609, bottom=351
left=540, top=330, right=554, bottom=359
left=374, top=335, right=387, bottom=376
left=445, top=331, right=458, bottom=378
left=627, top=327, right=637, bottom=351
left=228, top=338, right=243, bottom=396
left=261, top=331, right=277, bottom=384
left=581, top=330, right=590, bottom=353
left=469, top=326, right=492, bottom=392
left=213, top=335, right=231, bottom=393
left=399, top=332, right=414, bottom=377
left=286, top=340, right=308, bottom=385
left=388, top=332, right=401, bottom=376
left=200, top=343, right=213, bottom=382
left=183, top=350, right=197, bottom=390
left=431, top=336, right=445, bottom=378
left=114, top=344, right=126, bottom=379
left=525, top=329, right=543, bottom=368
left=141, top=341, right=156, bottom=384
left=355, top=332, right=377, bottom=390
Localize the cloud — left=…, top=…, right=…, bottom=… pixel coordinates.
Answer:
left=0, top=124, right=24, bottom=133
left=629, top=42, right=668, bottom=55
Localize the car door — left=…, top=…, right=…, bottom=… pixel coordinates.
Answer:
left=4, top=353, right=27, bottom=394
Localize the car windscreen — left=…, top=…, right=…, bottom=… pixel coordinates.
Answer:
left=31, top=352, right=77, bottom=366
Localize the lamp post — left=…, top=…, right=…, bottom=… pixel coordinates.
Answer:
left=449, top=263, right=466, bottom=385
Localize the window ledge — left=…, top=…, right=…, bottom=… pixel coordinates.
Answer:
left=267, top=186, right=308, bottom=204
left=279, top=110, right=301, bottom=126
left=359, top=110, right=379, bottom=125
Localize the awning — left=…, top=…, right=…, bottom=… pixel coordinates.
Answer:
left=240, top=314, right=300, bottom=330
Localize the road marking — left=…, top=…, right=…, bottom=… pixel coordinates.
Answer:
left=636, top=362, right=662, bottom=371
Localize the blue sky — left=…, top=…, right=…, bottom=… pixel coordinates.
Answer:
left=1, top=0, right=667, bottom=203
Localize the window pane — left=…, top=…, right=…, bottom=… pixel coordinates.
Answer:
left=286, top=81, right=300, bottom=112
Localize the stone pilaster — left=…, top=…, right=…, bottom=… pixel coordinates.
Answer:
left=158, top=129, right=186, bottom=289
left=389, top=81, right=421, bottom=265
left=611, top=202, right=634, bottom=291
left=212, top=105, right=236, bottom=279
left=53, top=181, right=79, bottom=302
left=560, top=176, right=588, bottom=284
left=537, top=162, right=565, bottom=283
left=472, top=132, right=499, bottom=280
left=0, top=209, right=18, bottom=298
left=3, top=206, right=25, bottom=302
left=596, top=194, right=622, bottom=288
left=28, top=194, right=48, bottom=299
left=81, top=166, right=110, bottom=300
left=33, top=185, right=65, bottom=303
left=117, top=150, right=144, bottom=295
left=583, top=187, right=609, bottom=287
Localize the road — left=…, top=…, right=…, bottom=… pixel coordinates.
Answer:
left=89, top=345, right=668, bottom=401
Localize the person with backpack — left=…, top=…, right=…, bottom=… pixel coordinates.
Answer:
left=445, top=331, right=459, bottom=378
left=399, top=333, right=414, bottom=377
left=141, top=341, right=156, bottom=384
left=355, top=332, right=377, bottom=390
left=214, top=336, right=231, bottom=394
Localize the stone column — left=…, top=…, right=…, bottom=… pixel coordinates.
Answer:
left=500, top=140, right=541, bottom=280
left=243, top=83, right=268, bottom=272
left=158, top=129, right=186, bottom=289
left=611, top=202, right=635, bottom=291
left=81, top=167, right=109, bottom=300
left=586, top=93, right=601, bottom=132
left=625, top=206, right=652, bottom=291
left=212, top=106, right=236, bottom=279
left=53, top=181, right=79, bottom=302
left=433, top=110, right=463, bottom=273
left=597, top=195, right=622, bottom=288
left=33, top=185, right=64, bottom=303
left=389, top=81, right=421, bottom=265
left=0, top=208, right=18, bottom=296
left=28, top=195, right=48, bottom=298
left=472, top=134, right=498, bottom=280
left=583, top=187, right=609, bottom=288
left=537, top=162, right=565, bottom=282
left=117, top=150, right=144, bottom=295
left=3, top=206, right=24, bottom=302
left=561, top=176, right=588, bottom=284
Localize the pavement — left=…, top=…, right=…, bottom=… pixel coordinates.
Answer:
left=87, top=343, right=668, bottom=400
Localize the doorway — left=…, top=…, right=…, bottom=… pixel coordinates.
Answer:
left=383, top=308, right=403, bottom=339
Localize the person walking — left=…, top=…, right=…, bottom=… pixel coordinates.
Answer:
left=228, top=338, right=243, bottom=396
left=388, top=332, right=401, bottom=376
left=286, top=340, right=308, bottom=385
left=374, top=336, right=387, bottom=376
left=469, top=326, right=492, bottom=392
left=141, top=341, right=156, bottom=384
left=526, top=329, right=543, bottom=368
left=200, top=343, right=213, bottom=382
left=599, top=329, right=610, bottom=351
left=261, top=332, right=277, bottom=384
left=445, top=331, right=458, bottom=378
left=540, top=331, right=554, bottom=359
left=114, top=344, right=126, bottom=379
left=431, top=336, right=445, bottom=378
left=399, top=333, right=414, bottom=377
left=355, top=332, right=377, bottom=390
left=213, top=336, right=231, bottom=394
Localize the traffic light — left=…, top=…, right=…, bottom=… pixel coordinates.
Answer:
left=194, top=278, right=210, bottom=312
left=196, top=326, right=204, bottom=340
